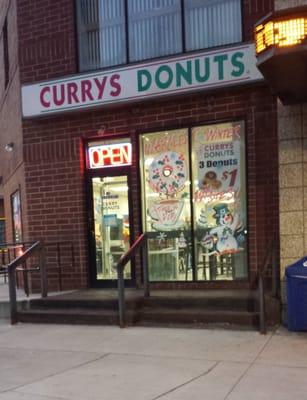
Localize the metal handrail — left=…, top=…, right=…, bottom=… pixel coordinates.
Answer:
left=7, top=241, right=47, bottom=324
left=0, top=242, right=33, bottom=283
left=117, top=233, right=149, bottom=328
left=258, top=235, right=279, bottom=334
left=1, top=240, right=74, bottom=294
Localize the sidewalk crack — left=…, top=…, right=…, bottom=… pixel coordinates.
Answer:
left=223, top=330, right=275, bottom=399
left=151, top=361, right=220, bottom=400
left=0, top=352, right=111, bottom=395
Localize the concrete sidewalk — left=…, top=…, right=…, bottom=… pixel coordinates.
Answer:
left=0, top=322, right=306, bottom=400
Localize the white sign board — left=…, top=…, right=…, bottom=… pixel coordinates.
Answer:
left=21, top=43, right=262, bottom=118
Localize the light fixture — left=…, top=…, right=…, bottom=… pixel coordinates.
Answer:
left=4, top=142, right=14, bottom=152
left=255, top=15, right=307, bottom=55
left=254, top=6, right=307, bottom=104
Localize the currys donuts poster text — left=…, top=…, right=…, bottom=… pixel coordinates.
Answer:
left=193, top=122, right=243, bottom=203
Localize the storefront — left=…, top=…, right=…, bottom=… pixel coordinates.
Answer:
left=84, top=119, right=249, bottom=287
left=20, top=20, right=278, bottom=292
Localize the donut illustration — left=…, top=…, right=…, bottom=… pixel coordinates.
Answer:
left=202, top=170, right=222, bottom=190
left=148, top=151, right=186, bottom=195
left=205, top=171, right=217, bottom=181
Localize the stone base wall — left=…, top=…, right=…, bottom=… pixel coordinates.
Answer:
left=275, top=0, right=307, bottom=322
left=278, top=102, right=307, bottom=322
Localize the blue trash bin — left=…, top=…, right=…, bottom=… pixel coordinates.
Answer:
left=286, top=256, right=307, bottom=331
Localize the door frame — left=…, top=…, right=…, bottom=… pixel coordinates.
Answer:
left=85, top=141, right=135, bottom=288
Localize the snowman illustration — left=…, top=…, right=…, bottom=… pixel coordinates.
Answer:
left=209, top=203, right=240, bottom=254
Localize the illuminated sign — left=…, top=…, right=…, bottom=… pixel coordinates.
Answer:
left=255, top=16, right=307, bottom=54
left=21, top=43, right=262, bottom=117
left=88, top=143, right=132, bottom=169
left=254, top=7, right=307, bottom=104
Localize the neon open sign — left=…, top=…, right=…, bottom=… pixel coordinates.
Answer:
left=88, top=143, right=132, bottom=169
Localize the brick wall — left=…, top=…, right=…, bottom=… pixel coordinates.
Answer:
left=0, top=0, right=25, bottom=243
left=17, top=0, right=76, bottom=84
left=23, top=133, right=88, bottom=289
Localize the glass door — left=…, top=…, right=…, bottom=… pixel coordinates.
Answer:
left=91, top=175, right=132, bottom=284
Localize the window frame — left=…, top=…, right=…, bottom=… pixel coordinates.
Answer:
left=76, top=0, right=243, bottom=73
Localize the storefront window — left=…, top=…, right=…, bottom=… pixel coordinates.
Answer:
left=76, top=0, right=127, bottom=71
left=128, top=0, right=182, bottom=62
left=184, top=0, right=242, bottom=51
left=140, top=121, right=248, bottom=282
left=191, top=121, right=248, bottom=281
left=140, top=129, right=192, bottom=281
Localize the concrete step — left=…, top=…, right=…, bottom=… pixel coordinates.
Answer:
left=28, top=291, right=257, bottom=312
left=17, top=308, right=138, bottom=326
left=28, top=297, right=141, bottom=311
left=17, top=306, right=258, bottom=329
left=141, top=295, right=256, bottom=311
left=15, top=289, right=279, bottom=329
left=136, top=307, right=259, bottom=328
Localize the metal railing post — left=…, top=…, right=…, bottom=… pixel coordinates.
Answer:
left=117, top=265, right=126, bottom=328
left=21, top=243, right=29, bottom=297
left=116, top=234, right=146, bottom=328
left=40, top=246, right=48, bottom=298
left=142, top=238, right=150, bottom=298
left=8, top=268, right=17, bottom=324
left=259, top=274, right=267, bottom=334
left=56, top=242, right=62, bottom=292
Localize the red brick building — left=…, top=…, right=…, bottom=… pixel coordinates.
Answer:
left=1, top=0, right=279, bottom=296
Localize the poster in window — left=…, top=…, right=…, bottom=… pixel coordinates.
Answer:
left=11, top=190, right=22, bottom=243
left=141, top=129, right=190, bottom=232
left=192, top=122, right=247, bottom=258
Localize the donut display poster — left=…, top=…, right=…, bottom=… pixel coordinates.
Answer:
left=193, top=122, right=243, bottom=201
left=141, top=129, right=190, bottom=231
left=192, top=121, right=247, bottom=265
left=148, top=151, right=186, bottom=196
